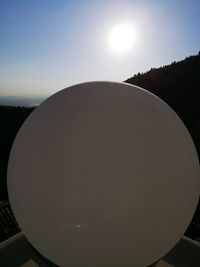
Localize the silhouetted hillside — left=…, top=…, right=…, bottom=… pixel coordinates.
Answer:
left=0, top=106, right=34, bottom=199
left=125, top=52, right=200, bottom=129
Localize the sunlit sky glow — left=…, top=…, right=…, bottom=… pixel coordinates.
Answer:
left=1, top=0, right=200, bottom=101
left=108, top=23, right=137, bottom=53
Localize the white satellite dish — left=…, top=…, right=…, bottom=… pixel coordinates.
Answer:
left=7, top=81, right=200, bottom=266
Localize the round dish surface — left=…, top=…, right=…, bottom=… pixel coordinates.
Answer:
left=8, top=81, right=200, bottom=267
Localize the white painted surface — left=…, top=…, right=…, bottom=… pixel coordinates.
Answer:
left=20, top=259, right=39, bottom=267
left=155, top=260, right=174, bottom=267
left=7, top=81, right=200, bottom=266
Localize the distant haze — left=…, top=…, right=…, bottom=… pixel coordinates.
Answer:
left=0, top=96, right=44, bottom=107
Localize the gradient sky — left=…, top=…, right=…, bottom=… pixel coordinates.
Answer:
left=1, top=0, right=200, bottom=100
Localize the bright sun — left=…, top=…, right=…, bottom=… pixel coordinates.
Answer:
left=109, top=23, right=136, bottom=54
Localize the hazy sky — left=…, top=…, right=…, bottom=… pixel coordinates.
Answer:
left=1, top=0, right=200, bottom=100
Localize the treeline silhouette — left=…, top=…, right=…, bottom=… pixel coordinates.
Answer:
left=0, top=52, right=200, bottom=240
left=125, top=52, right=200, bottom=131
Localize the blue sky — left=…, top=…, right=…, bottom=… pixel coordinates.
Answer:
left=1, top=0, right=200, bottom=102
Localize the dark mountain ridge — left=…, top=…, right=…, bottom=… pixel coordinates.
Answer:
left=125, top=52, right=200, bottom=128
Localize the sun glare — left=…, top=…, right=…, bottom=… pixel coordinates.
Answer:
left=109, top=23, right=136, bottom=54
